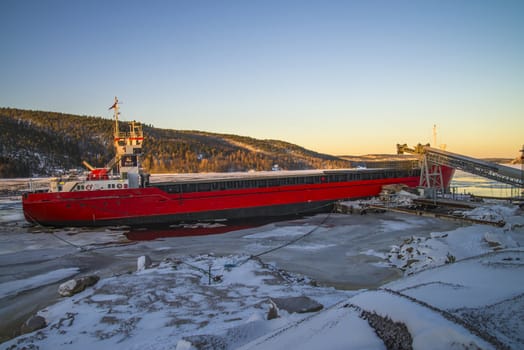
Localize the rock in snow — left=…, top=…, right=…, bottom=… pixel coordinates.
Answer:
left=20, top=315, right=46, bottom=334
left=267, top=299, right=279, bottom=320
left=269, top=296, right=323, bottom=314
left=58, top=275, right=100, bottom=297
left=177, top=335, right=227, bottom=350
left=360, top=309, right=413, bottom=350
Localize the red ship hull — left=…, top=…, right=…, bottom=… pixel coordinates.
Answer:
left=22, top=170, right=439, bottom=227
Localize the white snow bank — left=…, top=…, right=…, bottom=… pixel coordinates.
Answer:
left=386, top=203, right=522, bottom=274
left=454, top=204, right=518, bottom=223
left=386, top=251, right=524, bottom=309
left=350, top=291, right=494, bottom=350
left=245, top=249, right=524, bottom=349
left=7, top=250, right=522, bottom=349
left=1, top=255, right=352, bottom=350
left=239, top=302, right=384, bottom=350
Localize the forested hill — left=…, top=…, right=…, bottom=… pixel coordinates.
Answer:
left=0, top=107, right=350, bottom=178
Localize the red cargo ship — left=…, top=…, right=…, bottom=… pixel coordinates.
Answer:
left=22, top=98, right=454, bottom=227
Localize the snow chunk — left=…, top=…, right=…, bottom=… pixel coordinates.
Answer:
left=137, top=255, right=152, bottom=271
left=455, top=204, right=518, bottom=224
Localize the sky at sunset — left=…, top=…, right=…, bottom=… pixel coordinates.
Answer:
left=1, top=0, right=523, bottom=158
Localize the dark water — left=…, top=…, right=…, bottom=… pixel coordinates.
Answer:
left=124, top=216, right=305, bottom=241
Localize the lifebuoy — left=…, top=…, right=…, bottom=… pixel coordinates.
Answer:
left=117, top=183, right=122, bottom=189
left=86, top=184, right=93, bottom=191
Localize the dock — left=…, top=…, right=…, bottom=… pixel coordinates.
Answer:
left=335, top=200, right=506, bottom=227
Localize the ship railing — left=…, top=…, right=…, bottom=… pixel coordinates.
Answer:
left=114, top=131, right=144, bottom=139
left=86, top=174, right=124, bottom=181
left=51, top=173, right=123, bottom=182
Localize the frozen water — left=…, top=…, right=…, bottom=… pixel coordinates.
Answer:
left=0, top=267, right=80, bottom=299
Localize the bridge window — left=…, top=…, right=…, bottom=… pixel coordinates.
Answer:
left=121, top=155, right=137, bottom=167
left=328, top=174, right=346, bottom=182
left=198, top=183, right=212, bottom=192
left=266, top=179, right=277, bottom=187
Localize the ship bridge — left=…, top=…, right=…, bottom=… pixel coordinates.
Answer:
left=397, top=143, right=524, bottom=195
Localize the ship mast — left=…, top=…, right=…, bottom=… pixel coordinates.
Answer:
left=110, top=96, right=120, bottom=153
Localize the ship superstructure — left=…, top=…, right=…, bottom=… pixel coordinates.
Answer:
left=47, top=97, right=148, bottom=193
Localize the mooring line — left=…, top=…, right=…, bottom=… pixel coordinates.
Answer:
left=252, top=211, right=332, bottom=259
left=51, top=232, right=85, bottom=250
left=237, top=203, right=335, bottom=266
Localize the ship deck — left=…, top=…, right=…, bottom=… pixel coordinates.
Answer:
left=149, top=168, right=396, bottom=184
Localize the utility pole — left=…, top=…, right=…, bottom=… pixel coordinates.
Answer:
left=433, top=124, right=437, bottom=147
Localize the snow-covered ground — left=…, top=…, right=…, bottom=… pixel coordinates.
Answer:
left=1, top=197, right=523, bottom=349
